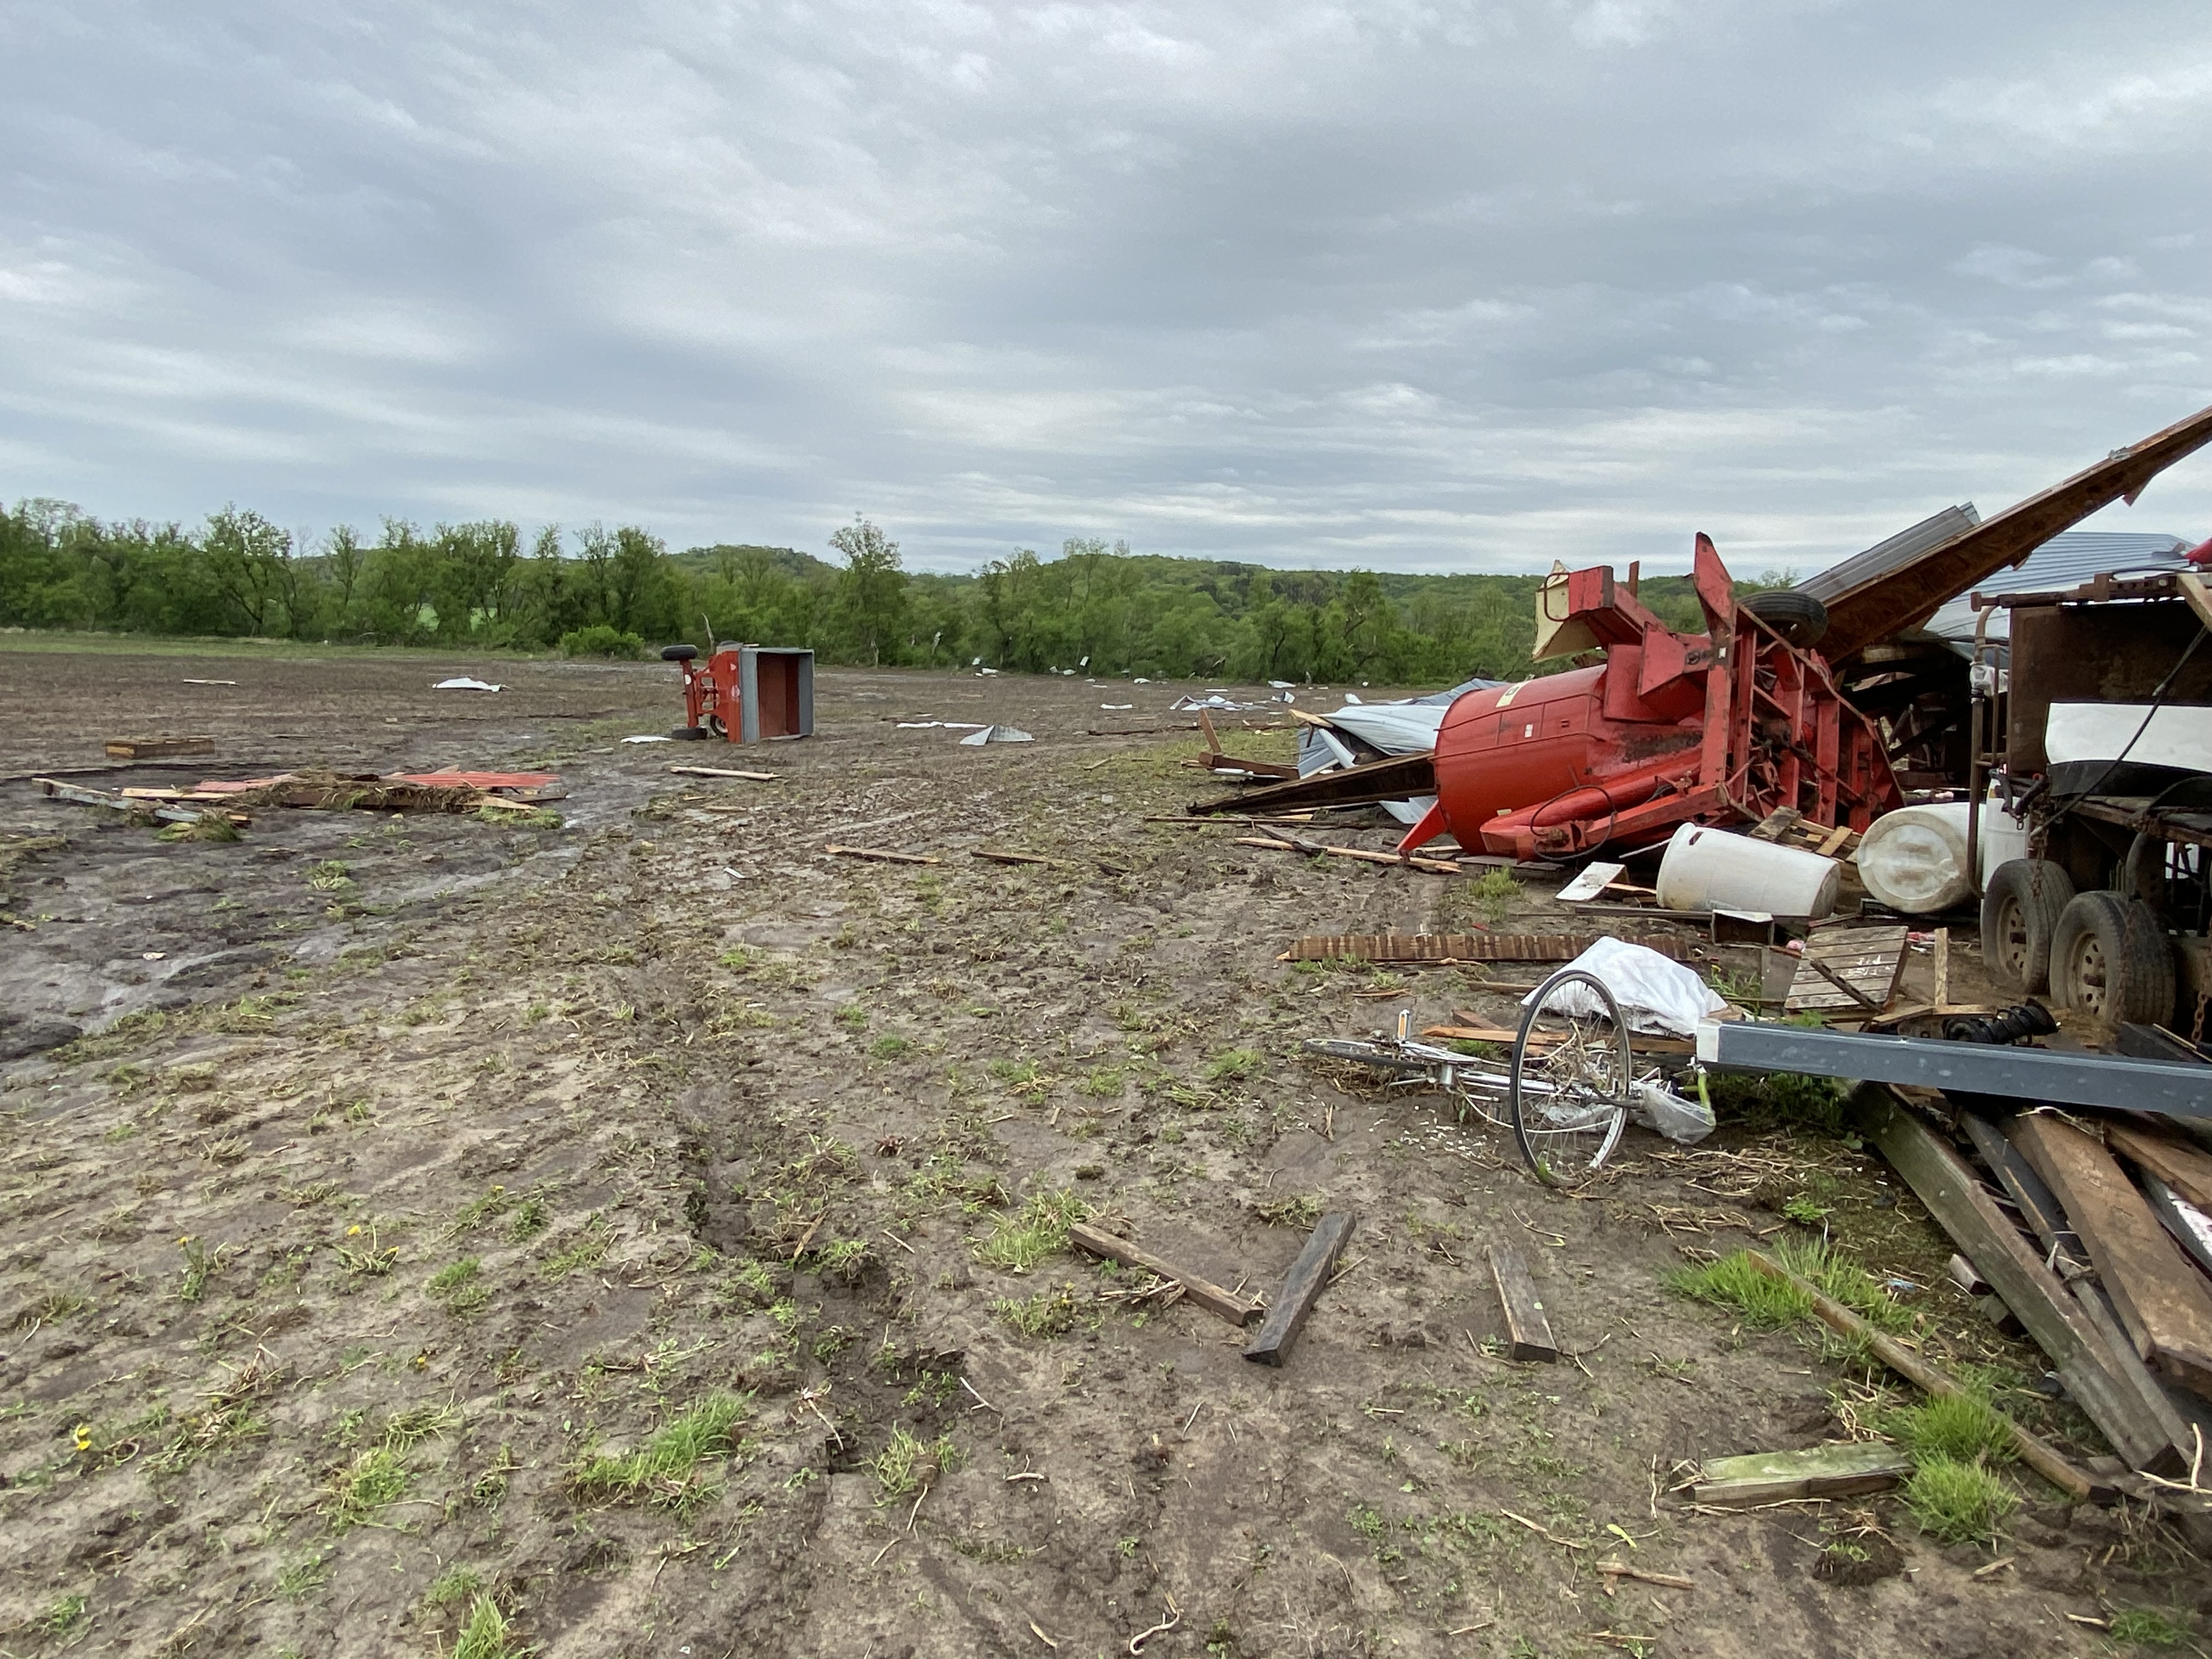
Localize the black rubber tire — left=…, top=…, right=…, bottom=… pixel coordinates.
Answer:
left=2049, top=890, right=2176, bottom=1026
left=1741, top=588, right=1830, bottom=648
left=667, top=726, right=714, bottom=741
left=1979, top=859, right=2075, bottom=994
left=660, top=644, right=698, bottom=662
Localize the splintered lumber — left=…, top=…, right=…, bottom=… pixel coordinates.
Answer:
left=1243, top=1210, right=1357, bottom=1367
left=1597, top=1563, right=1695, bottom=1590
left=104, top=735, right=214, bottom=760
left=1854, top=1089, right=2183, bottom=1473
left=1786, top=926, right=1909, bottom=1014
left=1745, top=1251, right=2100, bottom=1500
left=1692, top=1443, right=1912, bottom=1506
left=1423, top=1023, right=1694, bottom=1057
left=2010, top=1112, right=2212, bottom=1401
left=1279, top=933, right=1685, bottom=964
left=1189, top=751, right=1437, bottom=817
left=1067, top=1222, right=1260, bottom=1328
left=970, top=849, right=1055, bottom=867
left=2105, top=1122, right=2212, bottom=1212
left=668, top=765, right=778, bottom=781
left=822, top=844, right=940, bottom=866
left=36, top=776, right=247, bottom=828
left=1747, top=807, right=1805, bottom=843
left=1487, top=1245, right=1558, bottom=1362
left=1234, top=836, right=1460, bottom=875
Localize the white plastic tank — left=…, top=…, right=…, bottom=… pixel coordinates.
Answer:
left=1855, top=802, right=1975, bottom=915
left=1977, top=794, right=2029, bottom=889
left=1655, top=824, right=1840, bottom=919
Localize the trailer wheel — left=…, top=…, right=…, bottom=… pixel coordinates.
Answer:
left=1979, top=859, right=2075, bottom=994
left=1741, top=589, right=1830, bottom=648
left=2050, top=890, right=2175, bottom=1026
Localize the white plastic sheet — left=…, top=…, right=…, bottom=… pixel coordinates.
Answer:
left=1525, top=938, right=1726, bottom=1037
left=433, top=676, right=502, bottom=692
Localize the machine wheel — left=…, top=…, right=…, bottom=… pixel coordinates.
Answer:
left=1741, top=589, right=1830, bottom=648
left=2049, top=890, right=2176, bottom=1026
left=1979, top=859, right=2075, bottom=994
left=661, top=644, right=698, bottom=662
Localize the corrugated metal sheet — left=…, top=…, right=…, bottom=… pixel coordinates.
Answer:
left=1922, top=530, right=2192, bottom=649
left=1798, top=504, right=1982, bottom=605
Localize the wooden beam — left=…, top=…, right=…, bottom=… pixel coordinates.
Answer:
left=1487, top=1245, right=1558, bottom=1362
left=2011, top=1112, right=2212, bottom=1400
left=1744, top=1251, right=2101, bottom=1500
left=2105, top=1122, right=2212, bottom=1212
left=822, top=844, right=939, bottom=865
left=1235, top=836, right=1460, bottom=874
left=668, top=765, right=778, bottom=780
left=1066, top=1222, right=1260, bottom=1328
left=1243, top=1211, right=1356, bottom=1367
left=1853, top=1089, right=2184, bottom=1471
left=104, top=735, right=214, bottom=759
left=970, top=849, right=1055, bottom=867
left=1692, top=1443, right=1912, bottom=1506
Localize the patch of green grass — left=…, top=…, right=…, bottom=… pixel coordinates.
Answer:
left=324, top=1444, right=412, bottom=1531
left=427, top=1257, right=488, bottom=1316
left=307, top=860, right=354, bottom=892
left=1780, top=1194, right=1832, bottom=1224
left=336, top=1221, right=399, bottom=1277
left=571, top=1393, right=753, bottom=1510
left=1468, top=867, right=1520, bottom=924
left=1886, top=1391, right=2015, bottom=1467
left=543, top=1217, right=611, bottom=1278
left=447, top=1595, right=529, bottom=1659
left=818, top=1239, right=870, bottom=1284
left=425, top=1566, right=484, bottom=1608
left=44, top=1593, right=88, bottom=1633
left=177, top=1234, right=222, bottom=1302
left=1666, top=1240, right=1910, bottom=1334
left=870, top=1425, right=958, bottom=1503
left=1077, top=1064, right=1125, bottom=1098
left=2106, top=1608, right=2196, bottom=1648
left=507, top=1198, right=549, bottom=1241
left=452, top=1186, right=512, bottom=1233
left=276, top=1553, right=330, bottom=1600
left=992, top=1284, right=1081, bottom=1339
left=1203, top=1047, right=1260, bottom=1082
left=1254, top=1192, right=1322, bottom=1230
left=868, top=1035, right=912, bottom=1060
left=1902, top=1455, right=2016, bottom=1544
left=972, top=1188, right=1087, bottom=1273
left=834, top=1001, right=869, bottom=1030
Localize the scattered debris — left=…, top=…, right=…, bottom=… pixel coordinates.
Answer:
left=1187, top=712, right=1298, bottom=779
left=181, top=769, right=563, bottom=812
left=103, top=736, right=213, bottom=760
left=36, top=777, right=249, bottom=830
left=1556, top=861, right=1630, bottom=903
left=432, top=676, right=503, bottom=692
left=1528, top=938, right=1725, bottom=1036
left=1279, top=933, right=1688, bottom=964
left=623, top=733, right=673, bottom=743
left=1597, top=1562, right=1695, bottom=1591
left=1785, top=926, right=1909, bottom=1015
left=1691, top=1443, right=1914, bottom=1507
left=823, top=845, right=940, bottom=866
left=959, top=725, right=1034, bottom=746
left=1067, top=1222, right=1260, bottom=1328
left=179, top=678, right=236, bottom=687
left=1488, top=1244, right=1558, bottom=1362
left=971, top=850, right=1054, bottom=867
left=1244, top=1211, right=1356, bottom=1368
left=668, top=765, right=778, bottom=781
left=1235, top=836, right=1460, bottom=876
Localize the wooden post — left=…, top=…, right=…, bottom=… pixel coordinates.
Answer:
left=1487, top=1245, right=1559, bottom=1362
left=1243, top=1212, right=1356, bottom=1367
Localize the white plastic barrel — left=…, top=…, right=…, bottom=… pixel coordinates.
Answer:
left=1977, top=795, right=2029, bottom=890
left=1655, top=824, right=1841, bottom=919
left=1855, top=803, right=1974, bottom=915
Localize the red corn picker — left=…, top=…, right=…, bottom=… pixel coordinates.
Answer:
left=1195, top=401, right=2212, bottom=860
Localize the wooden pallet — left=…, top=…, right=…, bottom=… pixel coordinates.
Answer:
left=1747, top=805, right=1860, bottom=859
left=1784, top=925, right=1909, bottom=1013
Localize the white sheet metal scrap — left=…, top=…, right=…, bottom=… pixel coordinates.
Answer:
left=1294, top=676, right=1506, bottom=825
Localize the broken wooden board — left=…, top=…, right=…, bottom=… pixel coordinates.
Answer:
left=1785, top=926, right=1909, bottom=1014
left=2010, top=1111, right=2212, bottom=1401
left=1424, top=1024, right=1692, bottom=1056
left=2144, top=1176, right=2212, bottom=1281
left=1556, top=862, right=1627, bottom=904
left=1243, top=1211, right=1356, bottom=1367
left=1067, top=1222, right=1260, bottom=1328
left=2105, top=1122, right=2212, bottom=1212
left=1692, top=1443, right=1912, bottom=1506
left=1487, top=1245, right=1558, bottom=1362
left=104, top=735, right=214, bottom=760
left=36, top=776, right=247, bottom=828
left=1855, top=1090, right=2187, bottom=1474
left=1279, top=933, right=1685, bottom=965
left=970, top=849, right=1055, bottom=867
left=1235, top=836, right=1460, bottom=875
left=1747, top=807, right=1804, bottom=843
left=822, top=844, right=940, bottom=866
left=668, top=765, right=778, bottom=781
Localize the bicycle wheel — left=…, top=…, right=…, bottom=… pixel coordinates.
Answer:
left=1508, top=968, right=1630, bottom=1186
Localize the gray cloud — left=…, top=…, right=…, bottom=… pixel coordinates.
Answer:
left=3, top=0, right=2209, bottom=575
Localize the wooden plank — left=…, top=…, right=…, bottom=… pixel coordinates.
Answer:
left=1932, top=927, right=1951, bottom=1010
left=1854, top=1089, right=2183, bottom=1471
left=104, top=735, right=214, bottom=759
left=1743, top=1251, right=2101, bottom=1500
left=1243, top=1211, right=1356, bottom=1367
left=1487, top=1245, right=1558, bottom=1362
left=1747, top=807, right=1804, bottom=843
left=1235, top=836, right=1459, bottom=874
left=668, top=765, right=778, bottom=781
left=1956, top=1111, right=2086, bottom=1268
left=1424, top=1024, right=1693, bottom=1056
left=1068, top=1222, right=1260, bottom=1327
left=2106, top=1122, right=2212, bottom=1212
left=1813, top=822, right=1856, bottom=858
left=1556, top=862, right=1626, bottom=903
left=2143, top=1177, right=2212, bottom=1280
left=1692, top=1443, right=1912, bottom=1506
left=2011, top=1112, right=2212, bottom=1400
left=1279, top=933, right=1685, bottom=964
left=822, top=844, right=940, bottom=865
left=35, top=776, right=245, bottom=828
left=970, top=849, right=1054, bottom=867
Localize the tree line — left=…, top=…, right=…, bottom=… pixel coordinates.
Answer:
left=0, top=498, right=1709, bottom=684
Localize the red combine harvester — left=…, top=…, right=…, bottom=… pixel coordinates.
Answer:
left=661, top=642, right=815, bottom=744
left=1195, top=402, right=2212, bottom=859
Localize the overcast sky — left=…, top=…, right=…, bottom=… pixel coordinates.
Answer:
left=4, top=1, right=2210, bottom=576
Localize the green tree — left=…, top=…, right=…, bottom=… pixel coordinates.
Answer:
left=830, top=517, right=908, bottom=666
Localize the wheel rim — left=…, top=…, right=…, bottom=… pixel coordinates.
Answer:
left=1510, top=968, right=1630, bottom=1187
left=2070, top=933, right=2109, bottom=1015
left=1995, top=895, right=2029, bottom=978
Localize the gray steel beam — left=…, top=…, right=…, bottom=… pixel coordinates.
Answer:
left=1695, top=1020, right=2212, bottom=1121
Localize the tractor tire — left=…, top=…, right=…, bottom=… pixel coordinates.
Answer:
left=1979, top=859, right=2074, bottom=994
left=2049, top=890, right=2176, bottom=1026
left=661, top=644, right=698, bottom=662
left=1741, top=589, right=1830, bottom=648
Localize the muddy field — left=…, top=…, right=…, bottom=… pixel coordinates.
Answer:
left=1, top=637, right=2204, bottom=1658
